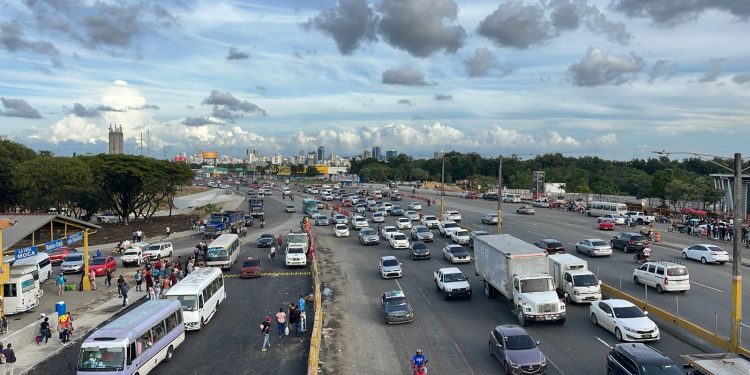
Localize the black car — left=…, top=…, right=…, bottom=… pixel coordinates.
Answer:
left=611, top=232, right=649, bottom=253
left=256, top=233, right=274, bottom=248
left=607, top=343, right=682, bottom=375
left=533, top=239, right=565, bottom=254
left=483, top=192, right=498, bottom=201
left=390, top=205, right=404, bottom=216
left=409, top=241, right=431, bottom=260
left=244, top=214, right=254, bottom=227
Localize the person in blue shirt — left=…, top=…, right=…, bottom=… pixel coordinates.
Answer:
left=298, top=295, right=305, bottom=313
left=411, top=349, right=427, bottom=372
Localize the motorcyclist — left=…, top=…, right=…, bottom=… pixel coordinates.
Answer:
left=411, top=349, right=427, bottom=374
left=642, top=246, right=652, bottom=261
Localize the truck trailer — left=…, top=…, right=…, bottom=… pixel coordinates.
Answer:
left=548, top=253, right=602, bottom=304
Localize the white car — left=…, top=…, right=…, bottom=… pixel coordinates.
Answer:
left=408, top=202, right=423, bottom=211
left=438, top=220, right=460, bottom=237
left=450, top=230, right=470, bottom=245
left=120, top=248, right=145, bottom=267
left=143, top=242, right=173, bottom=260
left=598, top=214, right=626, bottom=225
left=442, top=210, right=462, bottom=222
left=382, top=202, right=393, bottom=212
left=396, top=217, right=412, bottom=230
left=575, top=239, right=613, bottom=257
left=351, top=216, right=369, bottom=230
left=421, top=215, right=439, bottom=229
left=389, top=233, right=410, bottom=249
left=380, top=226, right=399, bottom=240
left=334, top=224, right=350, bottom=238
left=371, top=212, right=385, bottom=223
left=404, top=210, right=420, bottom=221
left=590, top=299, right=660, bottom=342
left=442, top=244, right=471, bottom=264
left=333, top=214, right=348, bottom=225
left=681, top=244, right=729, bottom=265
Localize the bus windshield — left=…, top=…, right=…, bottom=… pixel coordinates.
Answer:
left=207, top=247, right=227, bottom=259
left=78, top=346, right=125, bottom=371
left=166, top=295, right=198, bottom=312
left=21, top=278, right=35, bottom=293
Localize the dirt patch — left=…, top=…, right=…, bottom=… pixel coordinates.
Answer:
left=90, top=214, right=195, bottom=246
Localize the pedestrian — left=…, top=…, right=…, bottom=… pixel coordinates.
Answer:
left=56, top=273, right=66, bottom=296
left=95, top=249, right=102, bottom=258
left=105, top=269, right=112, bottom=287
left=186, top=261, right=195, bottom=274
left=270, top=246, right=276, bottom=262
left=132, top=230, right=137, bottom=242
left=161, top=277, right=170, bottom=298
left=2, top=343, right=16, bottom=375
left=275, top=308, right=287, bottom=338
left=39, top=316, right=51, bottom=344
left=289, top=304, right=301, bottom=336
left=166, top=226, right=171, bottom=238
left=298, top=294, right=306, bottom=314
left=145, top=270, right=154, bottom=292
left=88, top=268, right=97, bottom=290
left=260, top=316, right=271, bottom=351
left=176, top=256, right=182, bottom=271
left=277, top=234, right=283, bottom=248
left=120, top=280, right=130, bottom=307
left=134, top=269, right=142, bottom=292
left=170, top=269, right=178, bottom=286
left=58, top=312, right=73, bottom=344
left=0, top=342, right=5, bottom=373
left=148, top=286, right=157, bottom=300
left=117, top=275, right=125, bottom=297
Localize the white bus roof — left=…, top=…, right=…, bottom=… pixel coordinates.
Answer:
left=165, top=267, right=223, bottom=297
left=11, top=252, right=50, bottom=266
left=208, top=234, right=239, bottom=249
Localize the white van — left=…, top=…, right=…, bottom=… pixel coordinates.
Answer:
left=2, top=271, right=40, bottom=315
left=502, top=194, right=522, bottom=203
left=143, top=242, right=174, bottom=260
left=10, top=252, right=52, bottom=283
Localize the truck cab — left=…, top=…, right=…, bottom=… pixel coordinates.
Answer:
left=433, top=267, right=471, bottom=300
left=548, top=253, right=602, bottom=304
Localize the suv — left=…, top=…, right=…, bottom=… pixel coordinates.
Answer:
left=611, top=233, right=649, bottom=253
left=143, top=242, right=173, bottom=260
left=607, top=343, right=682, bottom=375
left=633, top=261, right=690, bottom=294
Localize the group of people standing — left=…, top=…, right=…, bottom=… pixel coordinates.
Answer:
left=260, top=295, right=307, bottom=352
left=136, top=257, right=190, bottom=302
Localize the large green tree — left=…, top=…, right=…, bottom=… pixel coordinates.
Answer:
left=0, top=140, right=38, bottom=211
left=11, top=156, right=93, bottom=214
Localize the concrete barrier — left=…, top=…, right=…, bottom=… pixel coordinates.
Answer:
left=306, top=235, right=323, bottom=375
left=5, top=312, right=58, bottom=349
left=601, top=283, right=750, bottom=355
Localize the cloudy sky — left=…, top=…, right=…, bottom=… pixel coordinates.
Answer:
left=1, top=0, right=749, bottom=160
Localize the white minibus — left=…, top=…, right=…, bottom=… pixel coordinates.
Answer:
left=11, top=252, right=53, bottom=283
left=2, top=271, right=40, bottom=314
left=586, top=201, right=628, bottom=217
left=165, top=267, right=226, bottom=330
left=206, top=234, right=240, bottom=270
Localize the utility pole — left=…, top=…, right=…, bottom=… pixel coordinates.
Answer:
left=440, top=156, right=445, bottom=217
left=730, top=152, right=743, bottom=351
left=497, top=156, right=502, bottom=234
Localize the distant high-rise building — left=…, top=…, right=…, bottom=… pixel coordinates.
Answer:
left=363, top=150, right=372, bottom=159
left=108, top=124, right=124, bottom=154
left=372, top=146, right=381, bottom=161
left=385, top=150, right=397, bottom=160
left=307, top=151, right=317, bottom=165
left=271, top=153, right=283, bottom=165
left=317, top=145, right=325, bottom=162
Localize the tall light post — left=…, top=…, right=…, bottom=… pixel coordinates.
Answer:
left=497, top=156, right=503, bottom=234
left=654, top=150, right=748, bottom=351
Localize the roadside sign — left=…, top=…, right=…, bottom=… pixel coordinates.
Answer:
left=45, top=238, right=64, bottom=251
left=67, top=231, right=83, bottom=245
left=14, top=246, right=38, bottom=260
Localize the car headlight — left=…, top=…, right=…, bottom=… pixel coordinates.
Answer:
left=540, top=356, right=546, bottom=366
left=507, top=359, right=520, bottom=368
left=624, top=326, right=636, bottom=333
left=574, top=290, right=580, bottom=295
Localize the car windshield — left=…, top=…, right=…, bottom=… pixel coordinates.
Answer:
left=166, top=294, right=198, bottom=312
left=287, top=234, right=307, bottom=243
left=336, top=225, right=347, bottom=230
left=260, top=234, right=273, bottom=240
left=124, top=250, right=139, bottom=256
left=66, top=254, right=83, bottom=262
left=412, top=243, right=427, bottom=250
left=385, top=227, right=397, bottom=232
left=591, top=240, right=608, bottom=246
left=424, top=216, right=437, bottom=221
left=640, top=364, right=683, bottom=375
left=382, top=259, right=399, bottom=267
left=393, top=234, right=406, bottom=240
left=548, top=241, right=563, bottom=247
left=613, top=306, right=645, bottom=318
left=399, top=218, right=409, bottom=222
left=504, top=334, right=537, bottom=350
left=78, top=346, right=125, bottom=371
left=90, top=257, right=106, bottom=265
left=336, top=216, right=346, bottom=220
left=456, top=231, right=469, bottom=236
left=147, top=245, right=161, bottom=251
left=573, top=274, right=599, bottom=287
left=417, top=228, right=430, bottom=233
left=385, top=297, right=409, bottom=310
left=444, top=223, right=458, bottom=228
left=361, top=229, right=375, bottom=235
left=443, top=273, right=466, bottom=282
left=242, top=260, right=259, bottom=267
left=667, top=267, right=688, bottom=276
left=520, top=278, right=554, bottom=293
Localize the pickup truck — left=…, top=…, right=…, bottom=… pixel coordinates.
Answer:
left=433, top=267, right=471, bottom=300
left=625, top=211, right=655, bottom=225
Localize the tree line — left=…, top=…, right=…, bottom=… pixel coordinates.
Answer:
left=349, top=152, right=726, bottom=208
left=0, top=140, right=193, bottom=224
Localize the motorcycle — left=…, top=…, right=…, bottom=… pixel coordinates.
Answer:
left=634, top=249, right=651, bottom=264
left=412, top=360, right=428, bottom=375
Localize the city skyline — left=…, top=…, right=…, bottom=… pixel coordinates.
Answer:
left=1, top=1, right=749, bottom=160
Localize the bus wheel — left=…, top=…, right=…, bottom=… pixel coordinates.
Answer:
left=164, top=346, right=174, bottom=362
left=200, top=318, right=205, bottom=329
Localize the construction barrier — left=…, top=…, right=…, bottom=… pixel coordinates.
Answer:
left=306, top=235, right=323, bottom=375
left=601, top=283, right=750, bottom=356
left=654, top=230, right=661, bottom=242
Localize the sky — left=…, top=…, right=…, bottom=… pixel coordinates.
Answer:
left=0, top=0, right=749, bottom=160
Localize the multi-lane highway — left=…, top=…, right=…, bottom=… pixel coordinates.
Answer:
left=313, top=188, right=739, bottom=374
left=30, top=192, right=312, bottom=375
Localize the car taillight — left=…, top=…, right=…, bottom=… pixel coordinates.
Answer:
left=664, top=277, right=669, bottom=285
left=711, top=252, right=719, bottom=255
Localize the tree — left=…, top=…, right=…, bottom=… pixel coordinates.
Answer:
left=411, top=167, right=429, bottom=182
left=0, top=139, right=37, bottom=211
left=665, top=179, right=696, bottom=210
left=305, top=165, right=320, bottom=177
left=359, top=164, right=392, bottom=182
left=650, top=169, right=674, bottom=203
left=695, top=177, right=724, bottom=209
left=11, top=156, right=93, bottom=214
left=590, top=177, right=618, bottom=196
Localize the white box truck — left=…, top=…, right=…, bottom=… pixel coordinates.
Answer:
left=474, top=234, right=566, bottom=326
left=548, top=254, right=602, bottom=304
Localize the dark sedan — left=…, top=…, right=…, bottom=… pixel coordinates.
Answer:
left=390, top=205, right=404, bottom=216
left=489, top=324, right=547, bottom=374
left=381, top=290, right=414, bottom=324
left=257, top=233, right=274, bottom=248
left=409, top=241, right=431, bottom=260
left=534, top=239, right=565, bottom=254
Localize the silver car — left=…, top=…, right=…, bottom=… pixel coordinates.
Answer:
left=575, top=239, right=613, bottom=257
left=410, top=225, right=434, bottom=242
left=60, top=253, right=86, bottom=274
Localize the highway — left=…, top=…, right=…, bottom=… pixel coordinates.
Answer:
left=313, top=189, right=716, bottom=374
left=29, top=192, right=312, bottom=375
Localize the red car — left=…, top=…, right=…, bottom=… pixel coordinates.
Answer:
left=89, top=256, right=117, bottom=276
left=342, top=199, right=352, bottom=207
left=599, top=220, right=615, bottom=231
left=48, top=246, right=77, bottom=265
left=466, top=192, right=478, bottom=199
left=240, top=257, right=262, bottom=278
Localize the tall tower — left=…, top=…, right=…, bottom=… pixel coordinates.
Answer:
left=108, top=124, right=124, bottom=154
left=317, top=145, right=325, bottom=163
left=372, top=146, right=381, bottom=161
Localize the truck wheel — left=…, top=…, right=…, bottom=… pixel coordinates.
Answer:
left=564, top=294, right=572, bottom=304
left=556, top=318, right=565, bottom=325
left=484, top=282, right=495, bottom=298
left=517, top=310, right=527, bottom=327
left=443, top=292, right=449, bottom=300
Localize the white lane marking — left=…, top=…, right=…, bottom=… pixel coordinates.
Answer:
left=528, top=230, right=545, bottom=237
left=595, top=336, right=612, bottom=349
left=452, top=342, right=477, bottom=375
left=546, top=355, right=566, bottom=375
left=395, top=279, right=403, bottom=291
left=690, top=280, right=723, bottom=292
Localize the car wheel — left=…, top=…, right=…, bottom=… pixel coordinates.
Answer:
left=435, top=281, right=440, bottom=291
left=633, top=276, right=640, bottom=285
left=443, top=291, right=449, bottom=300
left=701, top=257, right=707, bottom=264
left=615, top=328, right=623, bottom=341
left=588, top=249, right=593, bottom=257
left=489, top=341, right=495, bottom=357
left=682, top=252, right=688, bottom=259
left=656, top=284, right=664, bottom=294
left=623, top=245, right=630, bottom=253
left=591, top=313, right=598, bottom=326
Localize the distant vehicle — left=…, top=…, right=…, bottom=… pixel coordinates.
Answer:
left=624, top=211, right=656, bottom=225
left=240, top=257, right=262, bottom=278
left=533, top=239, right=565, bottom=254
left=389, top=233, right=410, bottom=249
left=257, top=233, right=274, bottom=248
left=481, top=213, right=498, bottom=224
left=381, top=290, right=414, bottom=324
left=599, top=219, right=615, bottom=231
left=421, top=215, right=439, bottom=229
left=408, top=202, right=423, bottom=210
left=575, top=239, right=612, bottom=257
left=396, top=217, right=412, bottom=230
left=681, top=244, right=729, bottom=265
left=633, top=261, right=690, bottom=294
left=48, top=246, right=77, bottom=265
left=598, top=214, right=626, bottom=225
left=358, top=228, right=380, bottom=245
left=143, top=242, right=174, bottom=260
left=404, top=210, right=420, bottom=221
left=285, top=204, right=296, bottom=213
left=379, top=256, right=402, bottom=279
left=390, top=205, right=404, bottom=216
left=409, top=241, right=430, bottom=260
left=502, top=194, right=521, bottom=203
left=442, top=210, right=462, bottom=222
left=410, top=225, right=433, bottom=242
left=590, top=299, right=660, bottom=342
left=488, top=324, right=547, bottom=374
left=60, top=253, right=85, bottom=274
left=315, top=215, right=330, bottom=226
left=121, top=247, right=145, bottom=266
left=371, top=212, right=385, bottom=223
left=611, top=232, right=649, bottom=253
left=516, top=205, right=536, bottom=215
left=585, top=201, right=628, bottom=217
left=165, top=266, right=226, bottom=329
left=351, top=216, right=369, bottom=230
left=532, top=199, right=550, bottom=208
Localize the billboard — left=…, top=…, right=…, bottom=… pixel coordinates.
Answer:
left=277, top=166, right=292, bottom=176
left=202, top=151, right=218, bottom=159
left=314, top=165, right=329, bottom=175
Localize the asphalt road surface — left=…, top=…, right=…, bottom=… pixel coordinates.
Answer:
left=29, top=192, right=312, bottom=375
left=314, top=189, right=709, bottom=375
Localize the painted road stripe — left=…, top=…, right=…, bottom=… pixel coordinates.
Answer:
left=690, top=280, right=723, bottom=292
left=595, top=336, right=612, bottom=349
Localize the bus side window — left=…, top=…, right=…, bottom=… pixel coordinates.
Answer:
left=127, top=342, right=136, bottom=364
left=199, top=295, right=204, bottom=309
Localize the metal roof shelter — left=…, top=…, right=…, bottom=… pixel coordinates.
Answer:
left=0, top=213, right=100, bottom=253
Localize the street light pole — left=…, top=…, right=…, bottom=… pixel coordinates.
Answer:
left=440, top=156, right=445, bottom=217
left=730, top=152, right=743, bottom=351
left=497, top=156, right=502, bottom=234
